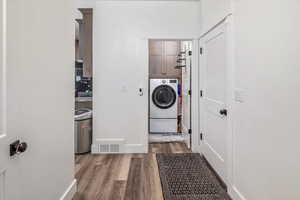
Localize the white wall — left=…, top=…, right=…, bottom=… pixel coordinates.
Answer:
left=201, top=0, right=230, bottom=33
left=202, top=0, right=300, bottom=199
left=6, top=0, right=75, bottom=199
left=232, top=1, right=300, bottom=199
left=92, top=1, right=201, bottom=153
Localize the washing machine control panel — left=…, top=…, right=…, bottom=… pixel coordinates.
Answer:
left=161, top=79, right=177, bottom=84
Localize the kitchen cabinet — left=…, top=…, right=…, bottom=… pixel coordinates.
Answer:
left=79, top=8, right=93, bottom=78
left=76, top=19, right=83, bottom=61
left=149, top=40, right=181, bottom=79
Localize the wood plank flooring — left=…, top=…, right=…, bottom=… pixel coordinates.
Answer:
left=73, top=142, right=191, bottom=200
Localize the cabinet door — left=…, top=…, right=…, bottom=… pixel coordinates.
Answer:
left=149, top=41, right=163, bottom=77
left=149, top=40, right=181, bottom=78
left=79, top=8, right=93, bottom=78
left=165, top=41, right=181, bottom=78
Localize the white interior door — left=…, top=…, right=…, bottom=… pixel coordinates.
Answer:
left=200, top=22, right=229, bottom=183
left=0, top=0, right=75, bottom=199
left=181, top=42, right=192, bottom=148
left=0, top=0, right=21, bottom=199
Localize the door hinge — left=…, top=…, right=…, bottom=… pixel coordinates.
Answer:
left=188, top=90, right=192, bottom=96
left=200, top=90, right=203, bottom=97
left=188, top=129, right=192, bottom=134
left=188, top=51, right=192, bottom=56
left=200, top=133, right=203, bottom=140
left=200, top=47, right=203, bottom=55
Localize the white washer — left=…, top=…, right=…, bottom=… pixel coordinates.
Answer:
left=150, top=79, right=178, bottom=133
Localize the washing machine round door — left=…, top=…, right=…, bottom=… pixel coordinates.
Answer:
left=152, top=85, right=177, bottom=109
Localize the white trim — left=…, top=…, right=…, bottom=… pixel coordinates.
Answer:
left=125, top=144, right=147, bottom=153
left=0, top=0, right=7, bottom=138
left=228, top=185, right=247, bottom=200
left=191, top=39, right=200, bottom=153
left=0, top=169, right=6, bottom=200
left=92, top=141, right=147, bottom=154
left=95, top=138, right=125, bottom=143
left=145, top=39, right=149, bottom=154
left=199, top=14, right=232, bottom=39
left=59, top=179, right=77, bottom=200
left=226, top=13, right=248, bottom=200
left=225, top=14, right=236, bottom=199
left=146, top=38, right=199, bottom=154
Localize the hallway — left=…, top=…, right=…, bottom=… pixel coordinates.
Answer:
left=73, top=143, right=191, bottom=200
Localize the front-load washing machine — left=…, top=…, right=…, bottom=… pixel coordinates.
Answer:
left=150, top=79, right=178, bottom=133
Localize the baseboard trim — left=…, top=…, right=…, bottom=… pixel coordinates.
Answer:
left=59, top=179, right=77, bottom=200
left=92, top=138, right=125, bottom=154
left=228, top=185, right=247, bottom=200
left=202, top=155, right=227, bottom=191
left=92, top=140, right=147, bottom=154
left=125, top=144, right=147, bottom=153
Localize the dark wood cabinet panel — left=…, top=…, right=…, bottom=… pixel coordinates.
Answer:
left=149, top=40, right=181, bottom=79
left=166, top=55, right=181, bottom=77
left=149, top=55, right=163, bottom=75
left=79, top=8, right=93, bottom=78
left=149, top=41, right=163, bottom=55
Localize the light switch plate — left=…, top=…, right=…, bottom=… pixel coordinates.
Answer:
left=234, top=88, right=245, bottom=103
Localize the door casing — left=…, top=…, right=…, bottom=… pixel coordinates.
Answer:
left=0, top=0, right=9, bottom=198
left=147, top=38, right=200, bottom=151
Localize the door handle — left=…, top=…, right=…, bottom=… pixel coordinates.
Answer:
left=219, top=109, right=227, bottom=116
left=10, top=140, right=28, bottom=156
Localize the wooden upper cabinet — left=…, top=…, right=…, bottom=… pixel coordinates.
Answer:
left=75, top=19, right=83, bottom=61
left=149, top=41, right=163, bottom=76
left=149, top=40, right=181, bottom=79
left=165, top=41, right=180, bottom=77
left=79, top=8, right=93, bottom=78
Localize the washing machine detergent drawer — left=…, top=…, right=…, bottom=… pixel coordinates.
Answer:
left=150, top=118, right=177, bottom=133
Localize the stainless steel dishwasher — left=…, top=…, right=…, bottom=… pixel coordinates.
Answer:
left=74, top=108, right=92, bottom=154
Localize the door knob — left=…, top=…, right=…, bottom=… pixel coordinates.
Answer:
left=219, top=109, right=227, bottom=116
left=18, top=142, right=28, bottom=153
left=10, top=140, right=28, bottom=156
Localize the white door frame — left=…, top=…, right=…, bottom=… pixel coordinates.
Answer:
left=146, top=38, right=200, bottom=152
left=0, top=0, right=8, bottom=198
left=0, top=0, right=9, bottom=198
left=191, top=39, right=200, bottom=153
left=198, top=15, right=236, bottom=196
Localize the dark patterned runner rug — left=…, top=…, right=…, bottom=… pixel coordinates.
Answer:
left=157, top=153, right=231, bottom=200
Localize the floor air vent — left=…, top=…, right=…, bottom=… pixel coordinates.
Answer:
left=93, top=139, right=124, bottom=153
left=99, top=144, right=110, bottom=153
left=110, top=144, right=120, bottom=153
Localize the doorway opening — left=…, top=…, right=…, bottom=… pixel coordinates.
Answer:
left=74, top=8, right=93, bottom=156
left=148, top=39, right=193, bottom=149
